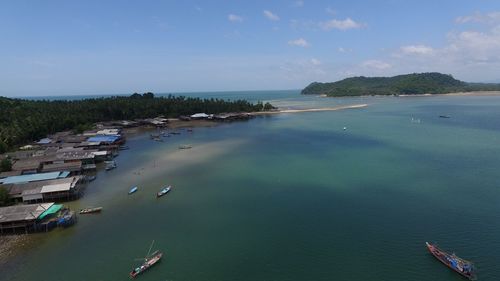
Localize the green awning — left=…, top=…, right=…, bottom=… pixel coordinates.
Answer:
left=38, top=204, right=63, bottom=220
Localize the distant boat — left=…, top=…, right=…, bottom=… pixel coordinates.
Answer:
left=170, top=131, right=181, bottom=135
left=105, top=160, right=117, bottom=171
left=439, top=115, right=451, bottom=118
left=178, top=145, right=192, bottom=149
left=85, top=175, right=97, bottom=182
left=130, top=240, right=163, bottom=278
left=79, top=207, right=103, bottom=214
left=119, top=145, right=130, bottom=150
left=343, top=127, right=347, bottom=130
left=129, top=186, right=138, bottom=194
left=426, top=242, right=476, bottom=280
left=157, top=186, right=171, bottom=198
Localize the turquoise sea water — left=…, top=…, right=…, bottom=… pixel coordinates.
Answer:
left=2, top=91, right=500, bottom=281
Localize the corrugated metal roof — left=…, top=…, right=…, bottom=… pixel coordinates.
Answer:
left=41, top=182, right=72, bottom=193
left=0, top=203, right=54, bottom=223
left=0, top=171, right=69, bottom=185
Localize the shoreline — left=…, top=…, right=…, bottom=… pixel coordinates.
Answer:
left=313, top=91, right=500, bottom=98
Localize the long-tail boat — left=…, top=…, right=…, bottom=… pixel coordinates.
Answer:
left=426, top=242, right=476, bottom=280
left=130, top=241, right=163, bottom=278
left=157, top=186, right=171, bottom=198
left=79, top=207, right=103, bottom=214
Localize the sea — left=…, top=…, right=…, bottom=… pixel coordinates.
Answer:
left=1, top=90, right=500, bottom=281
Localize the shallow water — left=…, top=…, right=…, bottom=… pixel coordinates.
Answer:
left=2, top=92, right=500, bottom=281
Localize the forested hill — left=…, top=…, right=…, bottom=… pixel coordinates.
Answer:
left=301, top=73, right=500, bottom=97
left=0, top=93, right=274, bottom=152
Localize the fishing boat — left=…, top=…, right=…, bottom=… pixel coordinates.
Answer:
left=79, top=207, right=103, bottom=214
left=426, top=242, right=476, bottom=280
left=119, top=145, right=130, bottom=150
left=439, top=115, right=451, bottom=118
left=129, top=186, right=138, bottom=194
left=130, top=241, right=163, bottom=278
left=85, top=175, right=97, bottom=182
left=156, top=186, right=171, bottom=198
left=178, top=144, right=192, bottom=149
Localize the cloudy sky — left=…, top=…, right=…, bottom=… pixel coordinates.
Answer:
left=1, top=0, right=500, bottom=96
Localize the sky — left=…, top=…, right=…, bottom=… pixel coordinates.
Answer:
left=1, top=0, right=500, bottom=96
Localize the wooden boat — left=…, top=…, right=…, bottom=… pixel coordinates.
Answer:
left=130, top=241, right=163, bottom=278
left=119, top=145, right=130, bottom=150
left=129, top=186, right=138, bottom=194
left=85, top=175, right=97, bottom=182
left=178, top=145, right=192, bottom=149
left=79, top=207, right=103, bottom=214
left=157, top=186, right=171, bottom=198
left=426, top=242, right=476, bottom=280
left=439, top=115, right=451, bottom=118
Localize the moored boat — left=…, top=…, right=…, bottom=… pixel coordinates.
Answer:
left=129, top=186, right=138, bottom=194
left=178, top=144, right=192, bottom=149
left=426, top=242, right=476, bottom=280
left=105, top=160, right=117, bottom=171
left=156, top=186, right=171, bottom=198
left=130, top=241, right=163, bottom=278
left=79, top=207, right=103, bottom=214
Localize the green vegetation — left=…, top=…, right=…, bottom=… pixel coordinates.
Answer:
left=0, top=92, right=275, bottom=150
left=0, top=186, right=10, bottom=207
left=301, top=73, right=500, bottom=97
left=0, top=158, right=12, bottom=172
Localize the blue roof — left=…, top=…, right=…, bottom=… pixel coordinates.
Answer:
left=87, top=135, right=121, bottom=143
left=0, top=171, right=69, bottom=184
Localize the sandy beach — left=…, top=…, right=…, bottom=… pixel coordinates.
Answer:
left=251, top=103, right=368, bottom=115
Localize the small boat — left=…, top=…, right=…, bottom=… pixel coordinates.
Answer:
left=178, top=145, right=192, bottom=149
left=130, top=241, right=163, bottom=278
left=170, top=131, right=181, bottom=135
left=426, top=242, right=476, bottom=280
left=119, top=145, right=130, bottom=150
left=105, top=161, right=117, bottom=171
left=79, top=207, right=103, bottom=214
left=129, top=186, right=138, bottom=194
left=439, top=115, right=451, bottom=118
left=85, top=175, right=97, bottom=182
left=157, top=186, right=171, bottom=198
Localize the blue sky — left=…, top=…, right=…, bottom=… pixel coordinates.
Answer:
left=1, top=0, right=500, bottom=96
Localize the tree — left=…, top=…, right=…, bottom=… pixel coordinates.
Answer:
left=264, top=102, right=275, bottom=111
left=0, top=158, right=12, bottom=172
left=0, top=140, right=7, bottom=154
left=0, top=186, right=10, bottom=207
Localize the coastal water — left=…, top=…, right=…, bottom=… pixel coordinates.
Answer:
left=2, top=92, right=500, bottom=281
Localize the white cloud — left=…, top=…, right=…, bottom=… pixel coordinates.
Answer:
left=293, top=0, right=304, bottom=7
left=228, top=14, right=243, bottom=23
left=288, top=38, right=310, bottom=47
left=362, top=60, right=392, bottom=70
left=326, top=7, right=336, bottom=15
left=456, top=11, right=500, bottom=24
left=338, top=47, right=352, bottom=53
left=400, top=45, right=435, bottom=55
left=263, top=10, right=280, bottom=21
left=310, top=58, right=321, bottom=65
left=319, top=18, right=363, bottom=31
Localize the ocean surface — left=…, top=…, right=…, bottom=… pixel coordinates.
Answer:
left=2, top=91, right=500, bottom=281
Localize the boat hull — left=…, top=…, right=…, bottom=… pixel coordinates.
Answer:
left=130, top=252, right=163, bottom=278
left=426, top=242, right=476, bottom=280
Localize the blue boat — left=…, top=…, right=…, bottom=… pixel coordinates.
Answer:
left=156, top=186, right=171, bottom=198
left=129, top=186, right=138, bottom=194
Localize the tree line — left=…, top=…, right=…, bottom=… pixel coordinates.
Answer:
left=0, top=92, right=275, bottom=152
left=301, top=72, right=500, bottom=97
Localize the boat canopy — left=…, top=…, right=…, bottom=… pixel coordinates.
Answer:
left=38, top=204, right=63, bottom=220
